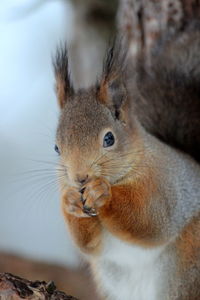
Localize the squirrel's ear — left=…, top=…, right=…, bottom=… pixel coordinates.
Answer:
left=98, top=40, right=128, bottom=121
left=53, top=45, right=74, bottom=109
left=98, top=77, right=127, bottom=120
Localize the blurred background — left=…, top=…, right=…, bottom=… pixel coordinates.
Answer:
left=0, top=0, right=118, bottom=299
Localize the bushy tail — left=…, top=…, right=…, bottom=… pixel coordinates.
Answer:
left=117, top=1, right=200, bottom=162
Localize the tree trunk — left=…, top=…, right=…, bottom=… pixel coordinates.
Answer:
left=118, top=0, right=200, bottom=62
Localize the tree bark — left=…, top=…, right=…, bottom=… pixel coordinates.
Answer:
left=118, top=0, right=200, bottom=62
left=0, top=273, right=78, bottom=300
left=68, top=0, right=200, bottom=87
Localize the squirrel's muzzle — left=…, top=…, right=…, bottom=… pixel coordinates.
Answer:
left=76, top=173, right=89, bottom=185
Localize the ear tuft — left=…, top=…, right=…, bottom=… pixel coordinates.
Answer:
left=53, top=44, right=74, bottom=109
left=98, top=37, right=128, bottom=119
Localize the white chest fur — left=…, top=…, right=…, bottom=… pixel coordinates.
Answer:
left=91, top=232, right=166, bottom=300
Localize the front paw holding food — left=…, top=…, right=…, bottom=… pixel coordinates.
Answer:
left=62, top=187, right=90, bottom=218
left=81, top=177, right=112, bottom=217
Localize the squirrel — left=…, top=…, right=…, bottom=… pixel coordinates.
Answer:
left=53, top=22, right=200, bottom=300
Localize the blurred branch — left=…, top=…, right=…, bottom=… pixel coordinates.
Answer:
left=0, top=273, right=78, bottom=300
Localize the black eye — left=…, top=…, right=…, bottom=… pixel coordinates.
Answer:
left=103, top=131, right=115, bottom=148
left=54, top=144, right=60, bottom=155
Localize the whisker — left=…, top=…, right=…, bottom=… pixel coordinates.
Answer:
left=16, top=168, right=65, bottom=176
left=28, top=158, right=66, bottom=168
left=90, top=151, right=109, bottom=168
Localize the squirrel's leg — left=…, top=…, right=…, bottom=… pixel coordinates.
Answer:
left=61, top=187, right=102, bottom=254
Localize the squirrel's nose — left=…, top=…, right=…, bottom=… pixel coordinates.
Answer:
left=76, top=174, right=89, bottom=185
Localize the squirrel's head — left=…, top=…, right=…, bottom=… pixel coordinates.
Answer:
left=53, top=43, right=142, bottom=189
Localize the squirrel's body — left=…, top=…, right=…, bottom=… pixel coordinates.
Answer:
left=53, top=22, right=200, bottom=300
left=94, top=143, right=200, bottom=300
left=79, top=128, right=200, bottom=300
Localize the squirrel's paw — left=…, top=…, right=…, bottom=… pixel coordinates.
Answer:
left=81, top=177, right=111, bottom=217
left=62, top=187, right=90, bottom=218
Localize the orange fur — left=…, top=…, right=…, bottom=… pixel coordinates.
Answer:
left=176, top=214, right=200, bottom=271
left=55, top=74, right=66, bottom=109
left=98, top=73, right=120, bottom=107
left=98, top=80, right=109, bottom=105
left=63, top=211, right=102, bottom=255
left=99, top=172, right=161, bottom=247
left=61, top=192, right=102, bottom=255
left=62, top=166, right=164, bottom=253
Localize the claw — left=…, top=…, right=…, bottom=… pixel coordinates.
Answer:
left=79, top=187, right=86, bottom=194
left=83, top=205, right=97, bottom=217
left=81, top=195, right=86, bottom=205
